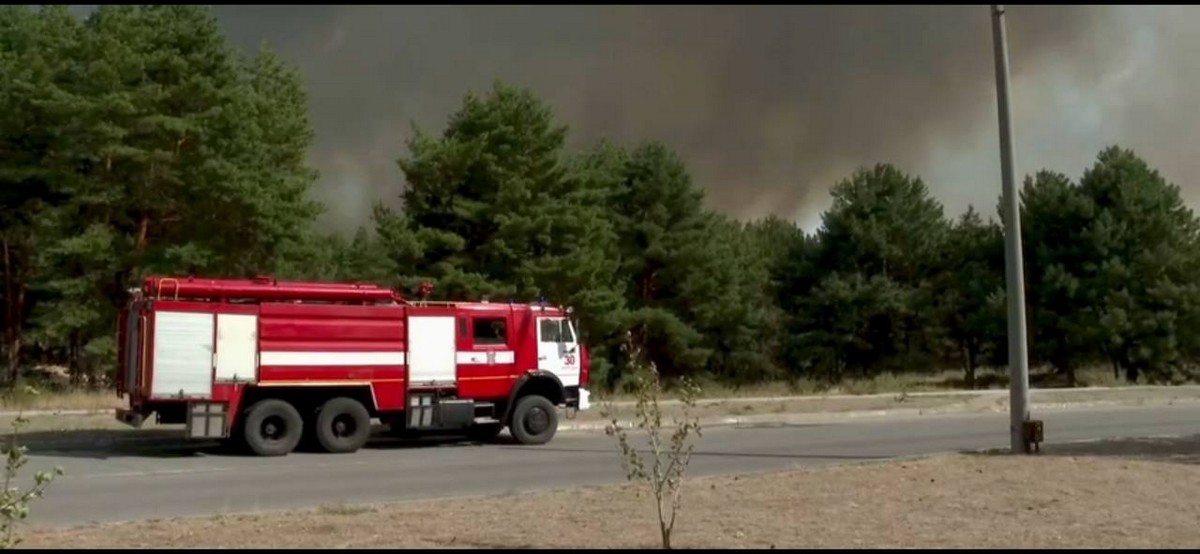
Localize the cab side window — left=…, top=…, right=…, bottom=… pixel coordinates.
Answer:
left=539, top=319, right=561, bottom=343
left=473, top=317, right=508, bottom=346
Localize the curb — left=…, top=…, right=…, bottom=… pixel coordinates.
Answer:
left=560, top=396, right=1200, bottom=432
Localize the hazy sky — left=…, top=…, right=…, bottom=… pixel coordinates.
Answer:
left=191, top=6, right=1200, bottom=232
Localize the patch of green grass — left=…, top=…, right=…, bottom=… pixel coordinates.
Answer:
left=318, top=503, right=376, bottom=516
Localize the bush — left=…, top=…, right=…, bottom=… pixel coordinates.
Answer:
left=0, top=387, right=64, bottom=548
left=602, top=352, right=703, bottom=550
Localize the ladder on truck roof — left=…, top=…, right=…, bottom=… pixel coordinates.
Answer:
left=140, top=275, right=404, bottom=304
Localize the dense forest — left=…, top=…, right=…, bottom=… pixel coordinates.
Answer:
left=4, top=5, right=1200, bottom=392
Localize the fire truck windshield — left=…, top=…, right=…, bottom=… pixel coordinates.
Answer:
left=560, top=319, right=575, bottom=344
left=538, top=318, right=578, bottom=346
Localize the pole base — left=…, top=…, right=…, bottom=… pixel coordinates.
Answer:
left=1022, top=419, right=1044, bottom=453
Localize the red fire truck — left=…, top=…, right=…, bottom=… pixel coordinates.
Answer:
left=115, top=275, right=591, bottom=456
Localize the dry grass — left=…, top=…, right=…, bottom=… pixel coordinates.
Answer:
left=582, top=392, right=967, bottom=423
left=597, top=365, right=1141, bottom=403
left=22, top=450, right=1200, bottom=549
left=0, top=389, right=119, bottom=412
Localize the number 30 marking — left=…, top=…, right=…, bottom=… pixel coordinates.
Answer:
left=565, top=354, right=576, bottom=365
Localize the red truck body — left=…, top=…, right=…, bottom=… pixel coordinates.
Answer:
left=115, top=275, right=591, bottom=456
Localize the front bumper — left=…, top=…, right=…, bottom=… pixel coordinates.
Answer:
left=564, top=387, right=591, bottom=412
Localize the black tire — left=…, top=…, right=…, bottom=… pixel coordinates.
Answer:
left=509, top=395, right=558, bottom=445
left=466, top=422, right=504, bottom=443
left=241, top=399, right=304, bottom=457
left=314, top=397, right=372, bottom=454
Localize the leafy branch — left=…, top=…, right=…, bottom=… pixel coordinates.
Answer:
left=603, top=345, right=703, bottom=550
left=0, top=387, right=64, bottom=549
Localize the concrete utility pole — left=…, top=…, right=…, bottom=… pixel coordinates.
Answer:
left=990, top=4, right=1032, bottom=454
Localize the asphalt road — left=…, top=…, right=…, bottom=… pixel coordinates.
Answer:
left=25, top=403, right=1200, bottom=528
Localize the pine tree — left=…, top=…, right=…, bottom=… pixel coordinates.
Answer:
left=792, top=163, right=950, bottom=378
left=378, top=83, right=627, bottom=370
left=12, top=6, right=321, bottom=382
left=1078, top=146, right=1200, bottom=383
left=1018, top=169, right=1098, bottom=386
left=933, top=206, right=1005, bottom=388
left=0, top=6, right=85, bottom=384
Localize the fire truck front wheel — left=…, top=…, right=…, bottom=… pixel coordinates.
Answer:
left=509, top=395, right=558, bottom=445
left=314, top=397, right=372, bottom=454
left=241, top=399, right=305, bottom=457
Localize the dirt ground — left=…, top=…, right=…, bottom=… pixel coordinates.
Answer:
left=22, top=435, right=1200, bottom=549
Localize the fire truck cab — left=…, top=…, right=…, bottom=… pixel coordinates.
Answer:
left=115, top=275, right=591, bottom=456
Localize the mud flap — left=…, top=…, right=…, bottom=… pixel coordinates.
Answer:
left=115, top=408, right=145, bottom=428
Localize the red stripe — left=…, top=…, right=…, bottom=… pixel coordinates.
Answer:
left=259, top=318, right=403, bottom=342
left=258, top=341, right=406, bottom=352
left=259, top=367, right=407, bottom=382
left=259, top=303, right=406, bottom=320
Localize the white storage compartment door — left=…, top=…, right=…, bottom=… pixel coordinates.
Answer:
left=151, top=311, right=215, bottom=398
left=407, top=316, right=457, bottom=386
left=215, top=313, right=258, bottom=383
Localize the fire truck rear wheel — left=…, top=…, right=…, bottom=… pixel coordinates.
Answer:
left=314, top=397, right=372, bottom=454
left=241, top=399, right=304, bottom=457
left=509, top=395, right=558, bottom=445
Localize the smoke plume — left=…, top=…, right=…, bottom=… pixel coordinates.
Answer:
left=200, top=6, right=1200, bottom=232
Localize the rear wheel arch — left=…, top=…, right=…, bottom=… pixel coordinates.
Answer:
left=238, top=384, right=378, bottom=419
left=235, top=385, right=378, bottom=454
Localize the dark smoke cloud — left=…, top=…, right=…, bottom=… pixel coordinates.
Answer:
left=199, top=6, right=1200, bottom=231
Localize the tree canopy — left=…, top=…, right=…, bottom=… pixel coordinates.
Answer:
left=5, top=6, right=1200, bottom=392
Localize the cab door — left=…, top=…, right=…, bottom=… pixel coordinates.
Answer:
left=536, top=316, right=580, bottom=387
left=456, top=312, right=515, bottom=399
